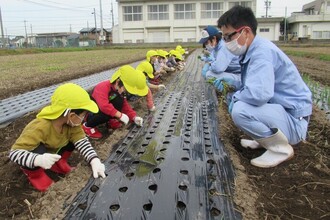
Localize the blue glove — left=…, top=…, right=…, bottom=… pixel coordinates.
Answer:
left=213, top=78, right=234, bottom=92
left=228, top=99, right=234, bottom=113
left=202, top=63, right=210, bottom=78
left=214, top=78, right=224, bottom=91
left=206, top=55, right=215, bottom=62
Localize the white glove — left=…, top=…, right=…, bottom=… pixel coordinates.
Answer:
left=90, top=158, right=106, bottom=178
left=134, top=116, right=143, bottom=126
left=158, top=84, right=166, bottom=90
left=34, top=153, right=61, bottom=169
left=119, top=113, right=129, bottom=125
left=149, top=106, right=156, bottom=112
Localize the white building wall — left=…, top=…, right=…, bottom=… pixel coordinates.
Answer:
left=291, top=22, right=330, bottom=39
left=287, top=10, right=330, bottom=39
left=257, top=22, right=281, bottom=41
left=115, top=0, right=257, bottom=43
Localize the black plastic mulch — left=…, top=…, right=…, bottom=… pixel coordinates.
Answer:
left=64, top=51, right=241, bottom=220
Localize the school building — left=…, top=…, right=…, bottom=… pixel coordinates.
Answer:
left=113, top=0, right=330, bottom=43
left=113, top=0, right=259, bottom=43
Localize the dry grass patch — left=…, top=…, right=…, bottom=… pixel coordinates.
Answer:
left=0, top=49, right=148, bottom=99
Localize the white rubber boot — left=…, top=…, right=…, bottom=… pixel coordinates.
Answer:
left=251, top=129, right=294, bottom=168
left=240, top=139, right=261, bottom=149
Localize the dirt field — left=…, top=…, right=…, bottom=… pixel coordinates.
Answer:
left=0, top=47, right=329, bottom=219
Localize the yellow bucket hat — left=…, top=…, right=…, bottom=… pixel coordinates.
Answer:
left=146, top=50, right=158, bottom=62
left=110, top=65, right=148, bottom=96
left=37, top=83, right=98, bottom=119
left=156, top=50, right=169, bottom=58
left=177, top=48, right=186, bottom=55
left=171, top=50, right=183, bottom=61
left=136, top=61, right=154, bottom=79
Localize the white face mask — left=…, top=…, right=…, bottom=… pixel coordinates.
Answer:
left=68, top=119, right=81, bottom=127
left=67, top=113, right=84, bottom=127
left=225, top=32, right=247, bottom=56
left=205, top=44, right=214, bottom=52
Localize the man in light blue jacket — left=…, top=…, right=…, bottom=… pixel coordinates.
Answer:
left=217, top=6, right=313, bottom=168
left=199, top=26, right=241, bottom=84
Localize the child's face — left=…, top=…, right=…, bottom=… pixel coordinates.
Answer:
left=68, top=111, right=86, bottom=127
left=114, top=79, right=126, bottom=94
left=207, top=37, right=216, bottom=47
left=150, top=56, right=158, bottom=63
left=118, top=85, right=126, bottom=94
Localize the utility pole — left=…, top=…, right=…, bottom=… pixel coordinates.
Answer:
left=99, top=0, right=104, bottom=44
left=30, top=24, right=33, bottom=47
left=284, top=6, right=287, bottom=43
left=5, top=27, right=8, bottom=46
left=70, top=24, right=72, bottom=32
left=265, top=0, right=271, bottom=18
left=0, top=6, right=4, bottom=46
left=24, top=20, right=28, bottom=47
left=92, top=8, right=98, bottom=45
left=111, top=0, right=114, bottom=28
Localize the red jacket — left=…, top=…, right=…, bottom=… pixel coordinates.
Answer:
left=91, top=80, right=136, bottom=121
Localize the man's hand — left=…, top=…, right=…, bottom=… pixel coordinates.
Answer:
left=228, top=99, right=234, bottom=114
left=213, top=78, right=235, bottom=92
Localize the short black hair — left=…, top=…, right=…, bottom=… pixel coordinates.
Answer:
left=209, top=32, right=223, bottom=43
left=62, top=108, right=85, bottom=117
left=217, top=5, right=257, bottom=35
left=118, top=79, right=124, bottom=88
left=71, top=109, right=85, bottom=115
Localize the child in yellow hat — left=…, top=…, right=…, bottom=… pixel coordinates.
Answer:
left=146, top=50, right=163, bottom=85
left=83, top=65, right=148, bottom=139
left=9, top=83, right=106, bottom=192
left=135, top=61, right=166, bottom=111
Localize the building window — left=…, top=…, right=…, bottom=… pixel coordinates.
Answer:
left=260, top=28, right=270, bottom=32
left=313, top=31, right=322, bottom=39
left=228, top=1, right=252, bottom=8
left=174, top=38, right=183, bottom=42
left=136, top=39, right=144, bottom=43
left=174, top=3, right=196, bottom=20
left=201, top=2, right=224, bottom=19
left=323, top=31, right=330, bottom=39
left=187, top=38, right=196, bottom=42
left=124, top=39, right=133, bottom=43
left=148, top=5, right=169, bottom=20
left=123, top=6, right=142, bottom=21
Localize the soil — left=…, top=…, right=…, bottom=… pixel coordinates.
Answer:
left=0, top=50, right=329, bottom=220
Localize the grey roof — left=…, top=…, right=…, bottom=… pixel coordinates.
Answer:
left=79, top=28, right=111, bottom=33
left=67, top=33, right=80, bottom=39
left=303, top=0, right=324, bottom=14
left=36, top=32, right=74, bottom=37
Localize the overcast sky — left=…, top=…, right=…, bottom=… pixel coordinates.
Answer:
left=1, top=0, right=313, bottom=37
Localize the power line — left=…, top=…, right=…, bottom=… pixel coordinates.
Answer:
left=20, top=0, right=92, bottom=11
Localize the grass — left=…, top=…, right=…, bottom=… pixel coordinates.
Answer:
left=282, top=50, right=330, bottom=61
left=0, top=48, right=150, bottom=98
left=0, top=43, right=200, bottom=56
left=302, top=74, right=330, bottom=110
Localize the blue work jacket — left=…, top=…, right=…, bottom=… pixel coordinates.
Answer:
left=233, top=35, right=312, bottom=118
left=210, top=40, right=241, bottom=74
